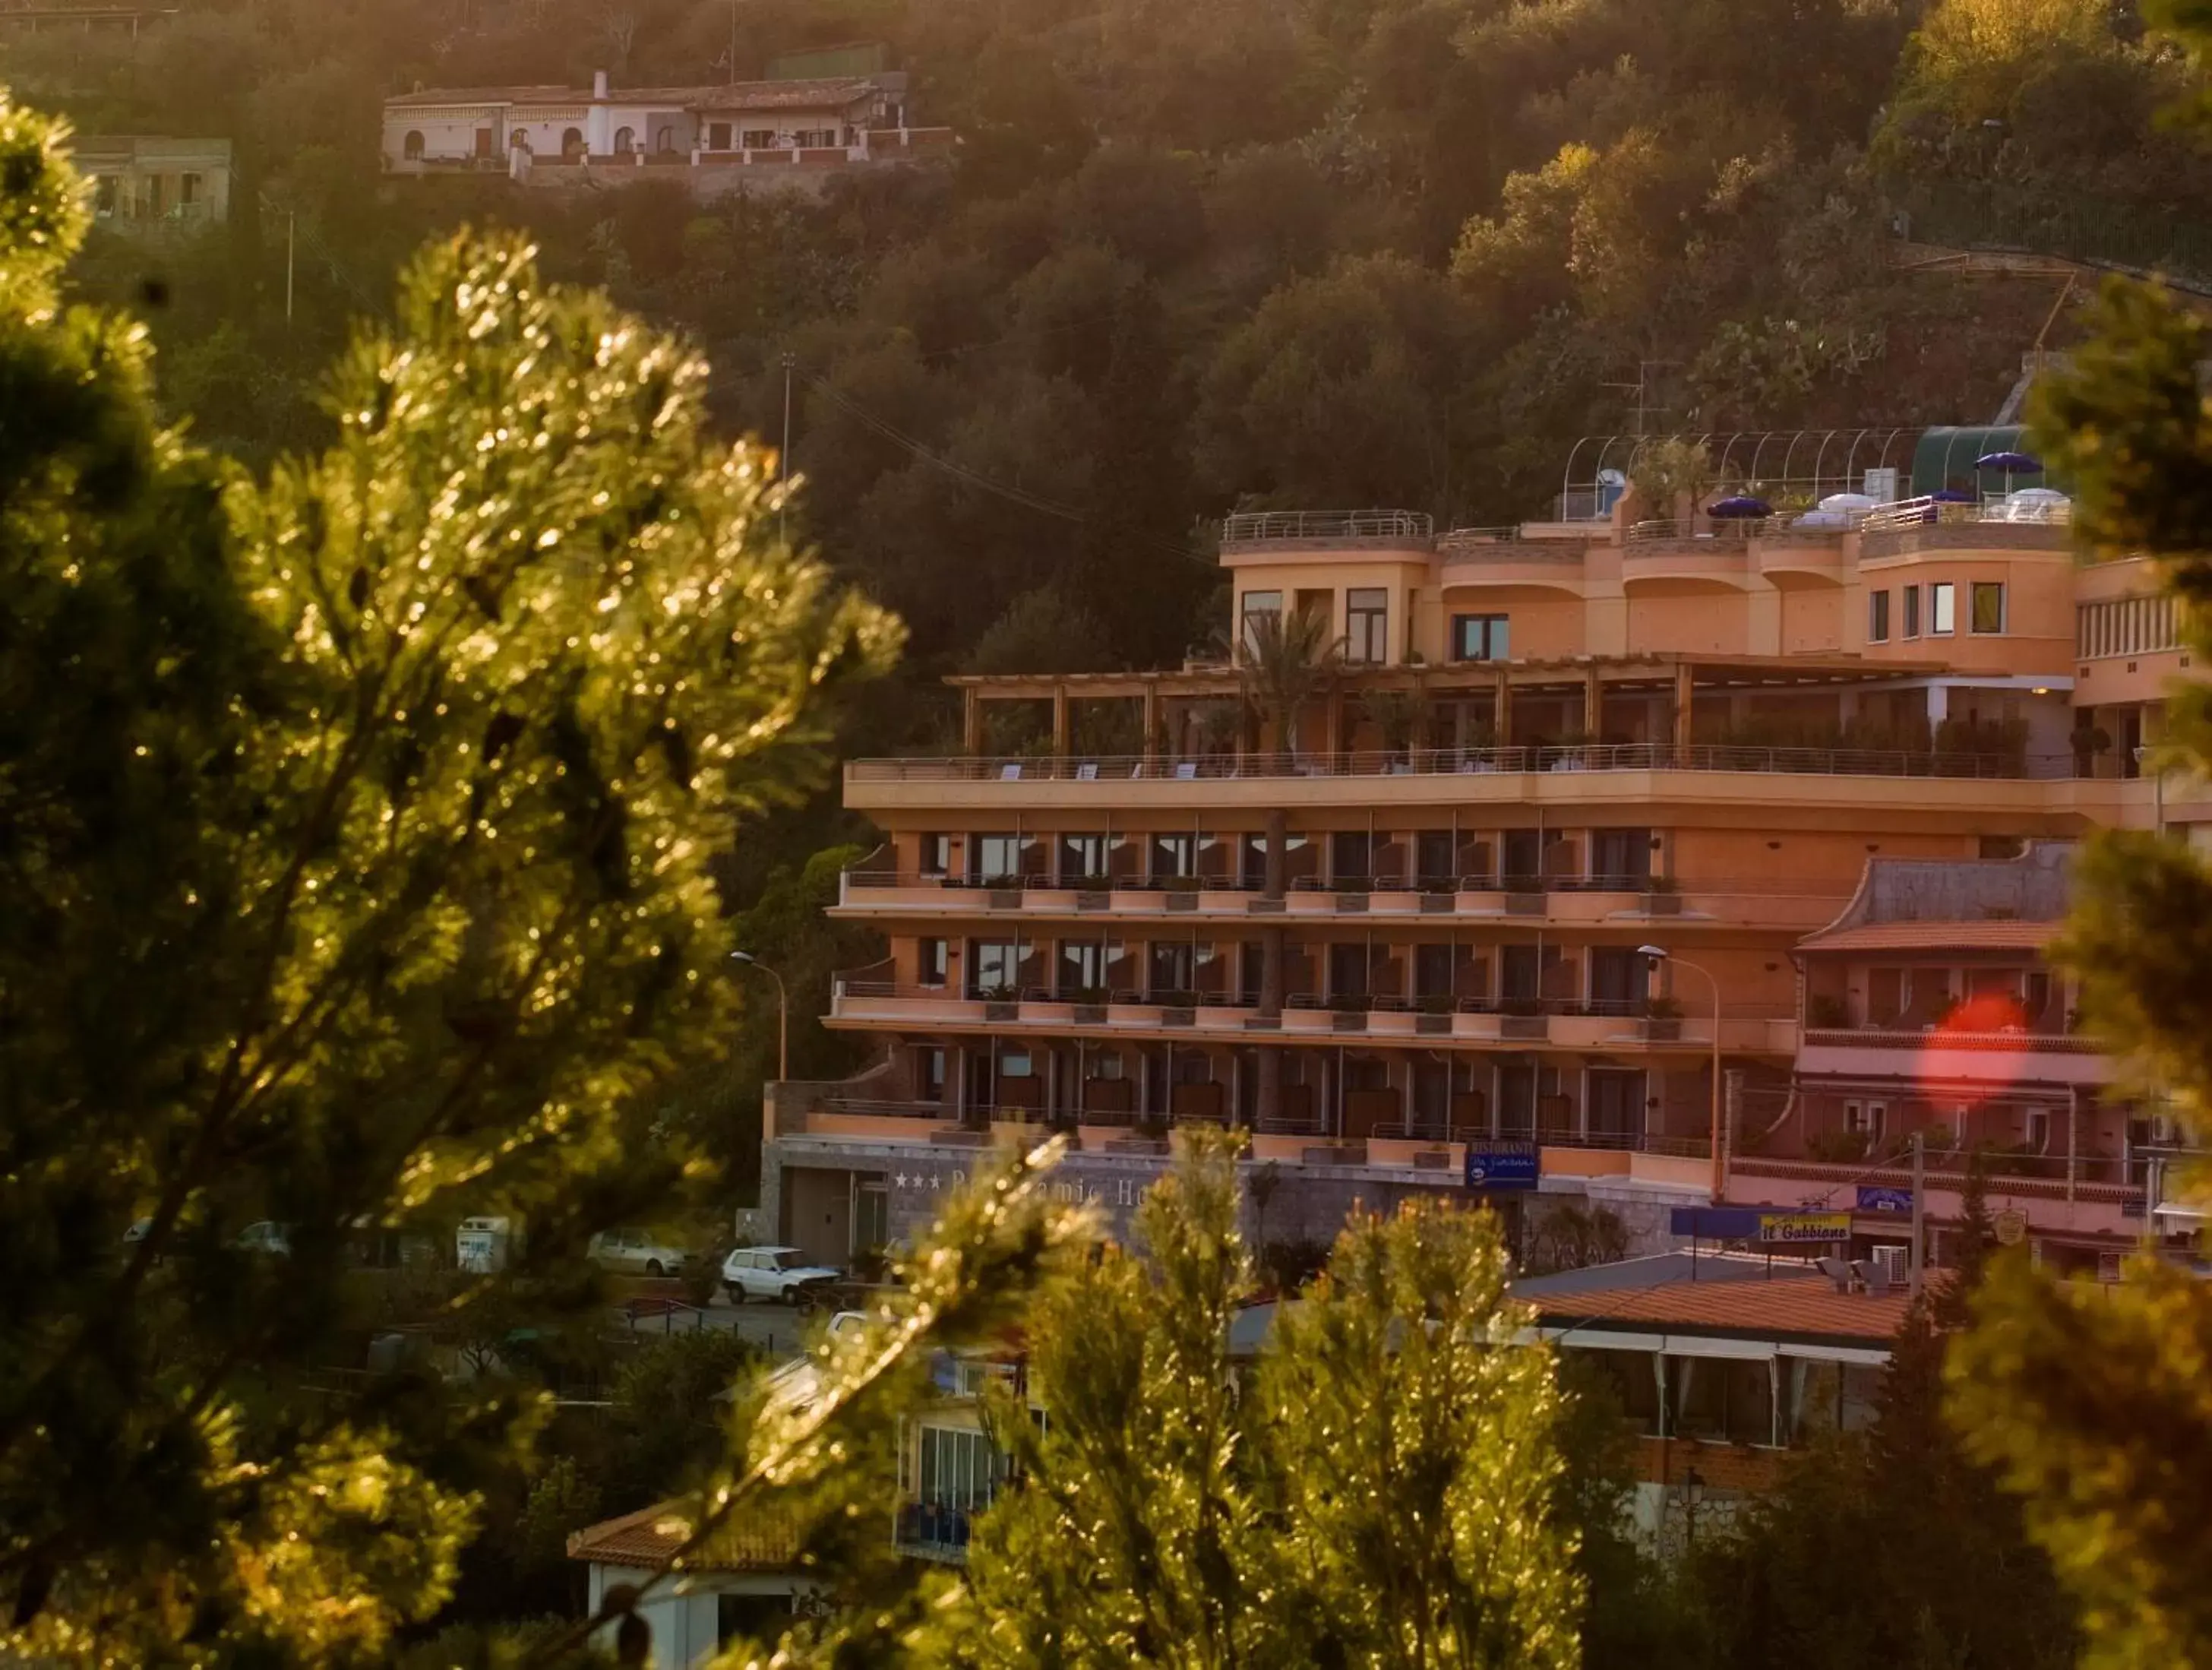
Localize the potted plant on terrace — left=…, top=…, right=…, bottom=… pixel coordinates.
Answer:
left=1642, top=993, right=1683, bottom=1042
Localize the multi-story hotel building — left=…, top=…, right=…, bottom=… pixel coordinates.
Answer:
left=760, top=438, right=2207, bottom=1273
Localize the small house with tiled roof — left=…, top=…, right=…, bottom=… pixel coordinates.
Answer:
left=567, top=1499, right=818, bottom=1668
left=1517, top=1254, right=1915, bottom=1552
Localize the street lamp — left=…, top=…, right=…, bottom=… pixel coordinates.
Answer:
left=1640, top=945, right=1724, bottom=1203
left=732, top=951, right=789, bottom=1083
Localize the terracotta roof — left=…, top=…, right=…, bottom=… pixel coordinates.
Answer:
left=386, top=76, right=887, bottom=111
left=1535, top=1274, right=1919, bottom=1346
left=1797, top=919, right=2060, bottom=954
left=566, top=1501, right=802, bottom=1571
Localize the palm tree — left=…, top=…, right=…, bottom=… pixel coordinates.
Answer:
left=1233, top=605, right=1344, bottom=767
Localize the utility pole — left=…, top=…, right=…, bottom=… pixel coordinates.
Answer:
left=1909, top=1128, right=1926, bottom=1301
left=779, top=351, right=795, bottom=546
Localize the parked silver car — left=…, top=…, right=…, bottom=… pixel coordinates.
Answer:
left=587, top=1226, right=691, bottom=1277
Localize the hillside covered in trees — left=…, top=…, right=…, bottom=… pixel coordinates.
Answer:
left=11, top=0, right=2210, bottom=676
left=8, top=0, right=2205, bottom=1191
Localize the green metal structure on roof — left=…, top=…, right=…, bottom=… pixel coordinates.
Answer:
left=1910, top=425, right=2062, bottom=495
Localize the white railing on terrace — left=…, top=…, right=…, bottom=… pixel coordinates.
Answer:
left=1860, top=495, right=2073, bottom=533
left=1218, top=508, right=1435, bottom=545
left=848, top=743, right=2083, bottom=784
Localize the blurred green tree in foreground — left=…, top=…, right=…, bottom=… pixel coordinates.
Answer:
left=1945, top=6, right=2212, bottom=1666
left=0, top=81, right=897, bottom=1659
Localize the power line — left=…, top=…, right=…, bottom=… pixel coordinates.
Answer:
left=782, top=360, right=1218, bottom=571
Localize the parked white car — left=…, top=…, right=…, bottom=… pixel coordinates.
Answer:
left=722, top=1245, right=842, bottom=1306
left=587, top=1227, right=691, bottom=1278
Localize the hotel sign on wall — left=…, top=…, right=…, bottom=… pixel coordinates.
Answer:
left=1757, top=1212, right=1853, bottom=1245
left=889, top=1158, right=1155, bottom=1237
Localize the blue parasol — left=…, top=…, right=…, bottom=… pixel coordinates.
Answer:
left=1976, top=449, right=2043, bottom=495
left=1707, top=495, right=1772, bottom=520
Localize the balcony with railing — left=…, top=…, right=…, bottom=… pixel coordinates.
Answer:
left=793, top=1096, right=1720, bottom=1180
left=846, top=741, right=2087, bottom=789
left=826, top=979, right=1797, bottom=1053
left=837, top=866, right=1872, bottom=935
left=1218, top=508, right=1435, bottom=552
left=894, top=1501, right=975, bottom=1564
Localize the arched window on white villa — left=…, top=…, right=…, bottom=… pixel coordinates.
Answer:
left=654, top=125, right=676, bottom=152
left=403, top=130, right=425, bottom=160
left=613, top=125, right=635, bottom=152
left=562, top=127, right=584, bottom=157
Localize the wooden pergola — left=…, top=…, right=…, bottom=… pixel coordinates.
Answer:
left=946, top=653, right=1951, bottom=761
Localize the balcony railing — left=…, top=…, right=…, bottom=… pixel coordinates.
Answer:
left=895, top=1501, right=976, bottom=1561
left=811, top=1097, right=1718, bottom=1156
left=1860, top=495, right=2072, bottom=533
left=830, top=982, right=1792, bottom=1029
left=1802, top=1025, right=2097, bottom=1052
left=848, top=743, right=2082, bottom=784
left=1218, top=508, right=1434, bottom=546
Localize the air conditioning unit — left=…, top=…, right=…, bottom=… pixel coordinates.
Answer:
left=1870, top=1244, right=1910, bottom=1285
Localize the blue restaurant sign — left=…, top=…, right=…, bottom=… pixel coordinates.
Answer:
left=1856, top=1185, right=1914, bottom=1214
left=1465, top=1141, right=1540, bottom=1191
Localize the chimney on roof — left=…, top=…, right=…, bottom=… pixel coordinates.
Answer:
left=592, top=69, right=609, bottom=99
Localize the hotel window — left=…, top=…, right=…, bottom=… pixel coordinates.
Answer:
left=972, top=833, right=1022, bottom=884
left=709, top=121, right=732, bottom=149
left=1902, top=584, right=1920, bottom=639
left=918, top=938, right=949, bottom=988
left=1060, top=941, right=1107, bottom=993
left=921, top=833, right=953, bottom=877
left=1844, top=1099, right=1887, bottom=1141
left=1346, top=588, right=1389, bottom=665
left=918, top=1425, right=1006, bottom=1511
left=1970, top=581, right=2006, bottom=634
left=1149, top=941, right=1196, bottom=995
left=1150, top=833, right=1196, bottom=882
left=741, top=128, right=776, bottom=148
left=1930, top=580, right=1956, bottom=635
left=1450, top=613, right=1510, bottom=662
left=969, top=941, right=1019, bottom=998
left=1239, top=590, right=1282, bottom=654
left=1868, top=589, right=1891, bottom=644
left=1060, top=832, right=1108, bottom=884
left=795, top=128, right=838, bottom=148
left=2024, top=1107, right=2052, bottom=1154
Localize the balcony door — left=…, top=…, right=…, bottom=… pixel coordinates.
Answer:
left=1503, top=830, right=1543, bottom=886
left=1590, top=829, right=1654, bottom=887
left=1588, top=1068, right=1645, bottom=1140
left=1589, top=946, right=1645, bottom=1013
left=1328, top=943, right=1371, bottom=1003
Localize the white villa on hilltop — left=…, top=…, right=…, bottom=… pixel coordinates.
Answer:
left=380, top=69, right=950, bottom=193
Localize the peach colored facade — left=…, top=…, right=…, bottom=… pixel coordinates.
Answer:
left=766, top=497, right=2208, bottom=1268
